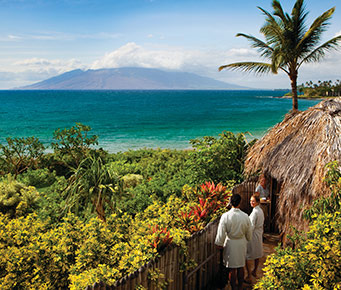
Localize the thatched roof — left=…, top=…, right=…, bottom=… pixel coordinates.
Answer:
left=244, top=98, right=341, bottom=233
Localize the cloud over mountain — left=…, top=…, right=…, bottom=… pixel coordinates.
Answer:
left=17, top=67, right=246, bottom=90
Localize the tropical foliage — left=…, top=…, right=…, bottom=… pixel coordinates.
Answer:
left=298, top=79, right=341, bottom=97
left=255, top=162, right=341, bottom=289
left=0, top=123, right=247, bottom=288
left=0, top=175, right=40, bottom=218
left=187, top=131, right=251, bottom=185
left=0, top=136, right=45, bottom=178
left=0, top=183, right=231, bottom=289
left=51, top=122, right=99, bottom=170
left=219, top=0, right=341, bottom=111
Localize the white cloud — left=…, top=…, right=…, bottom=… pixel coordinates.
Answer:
left=0, top=31, right=121, bottom=43
left=91, top=42, right=187, bottom=70
left=91, top=43, right=263, bottom=73
left=8, top=34, right=21, bottom=40
left=0, top=34, right=22, bottom=41
left=1, top=42, right=341, bottom=89
left=225, top=48, right=258, bottom=57
left=14, top=57, right=85, bottom=74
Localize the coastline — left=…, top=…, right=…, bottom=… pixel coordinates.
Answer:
left=279, top=95, right=339, bottom=100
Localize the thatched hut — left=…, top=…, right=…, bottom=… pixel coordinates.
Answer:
left=244, top=98, right=341, bottom=237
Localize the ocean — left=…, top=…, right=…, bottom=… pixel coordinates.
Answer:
left=0, top=90, right=319, bottom=152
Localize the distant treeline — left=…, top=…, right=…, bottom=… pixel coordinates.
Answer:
left=298, top=80, right=341, bottom=97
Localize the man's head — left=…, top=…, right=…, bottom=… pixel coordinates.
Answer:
left=230, top=194, right=241, bottom=208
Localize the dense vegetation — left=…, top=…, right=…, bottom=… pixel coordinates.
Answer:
left=255, top=161, right=341, bottom=289
left=1, top=122, right=339, bottom=289
left=298, top=80, right=341, bottom=98
left=0, top=123, right=252, bottom=289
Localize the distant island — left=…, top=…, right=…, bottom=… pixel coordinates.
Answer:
left=16, top=67, right=247, bottom=90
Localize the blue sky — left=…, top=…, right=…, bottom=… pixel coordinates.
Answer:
left=0, top=0, right=340, bottom=89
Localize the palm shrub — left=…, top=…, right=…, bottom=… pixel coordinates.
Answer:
left=62, top=155, right=121, bottom=221
left=219, top=0, right=341, bottom=111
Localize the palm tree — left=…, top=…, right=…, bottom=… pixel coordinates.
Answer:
left=63, top=155, right=121, bottom=222
left=219, top=0, right=341, bottom=111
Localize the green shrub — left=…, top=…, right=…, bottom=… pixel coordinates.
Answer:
left=36, top=176, right=70, bottom=224
left=51, top=123, right=98, bottom=169
left=0, top=175, right=40, bottom=218
left=18, top=168, right=57, bottom=188
left=187, top=131, right=253, bottom=185
left=255, top=212, right=341, bottom=290
left=0, top=136, right=45, bottom=177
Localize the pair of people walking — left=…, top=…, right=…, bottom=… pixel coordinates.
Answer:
left=215, top=193, right=264, bottom=290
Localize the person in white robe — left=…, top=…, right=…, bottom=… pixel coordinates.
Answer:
left=245, top=195, right=265, bottom=283
left=215, top=194, right=252, bottom=290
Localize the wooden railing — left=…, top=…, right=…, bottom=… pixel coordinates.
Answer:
left=85, top=218, right=220, bottom=290
left=85, top=181, right=261, bottom=290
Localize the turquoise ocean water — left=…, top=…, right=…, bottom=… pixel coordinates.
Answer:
left=0, top=90, right=319, bottom=152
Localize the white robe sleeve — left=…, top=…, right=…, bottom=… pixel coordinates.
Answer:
left=215, top=214, right=228, bottom=246
left=245, top=217, right=252, bottom=242
left=249, top=209, right=257, bottom=230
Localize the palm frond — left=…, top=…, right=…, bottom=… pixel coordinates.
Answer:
left=236, top=33, right=273, bottom=58
left=297, top=7, right=335, bottom=54
left=271, top=48, right=287, bottom=74
left=219, top=62, right=273, bottom=75
left=258, top=7, right=285, bottom=46
left=291, top=0, right=308, bottom=43
left=272, top=0, right=290, bottom=25
left=299, top=35, right=341, bottom=66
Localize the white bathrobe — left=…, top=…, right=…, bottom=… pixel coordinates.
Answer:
left=246, top=205, right=264, bottom=260
left=215, top=208, right=252, bottom=268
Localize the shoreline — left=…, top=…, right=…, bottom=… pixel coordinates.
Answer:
left=278, top=95, right=340, bottom=100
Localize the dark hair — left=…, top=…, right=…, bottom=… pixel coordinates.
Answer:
left=251, top=194, right=260, bottom=203
left=231, top=194, right=241, bottom=207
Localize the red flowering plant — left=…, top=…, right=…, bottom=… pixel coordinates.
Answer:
left=178, top=181, right=231, bottom=233
left=191, top=197, right=217, bottom=224
left=178, top=209, right=203, bottom=233
left=149, top=224, right=173, bottom=252
left=199, top=181, right=231, bottom=215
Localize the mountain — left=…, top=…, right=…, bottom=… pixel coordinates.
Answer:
left=17, top=67, right=246, bottom=90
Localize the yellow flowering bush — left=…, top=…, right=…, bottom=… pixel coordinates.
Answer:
left=255, top=211, right=341, bottom=289
left=0, top=180, right=229, bottom=289
left=255, top=162, right=341, bottom=290
left=0, top=175, right=40, bottom=218
left=0, top=213, right=86, bottom=289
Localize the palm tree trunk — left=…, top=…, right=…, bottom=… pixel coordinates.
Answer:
left=290, top=72, right=298, bottom=112
left=94, top=197, right=106, bottom=222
